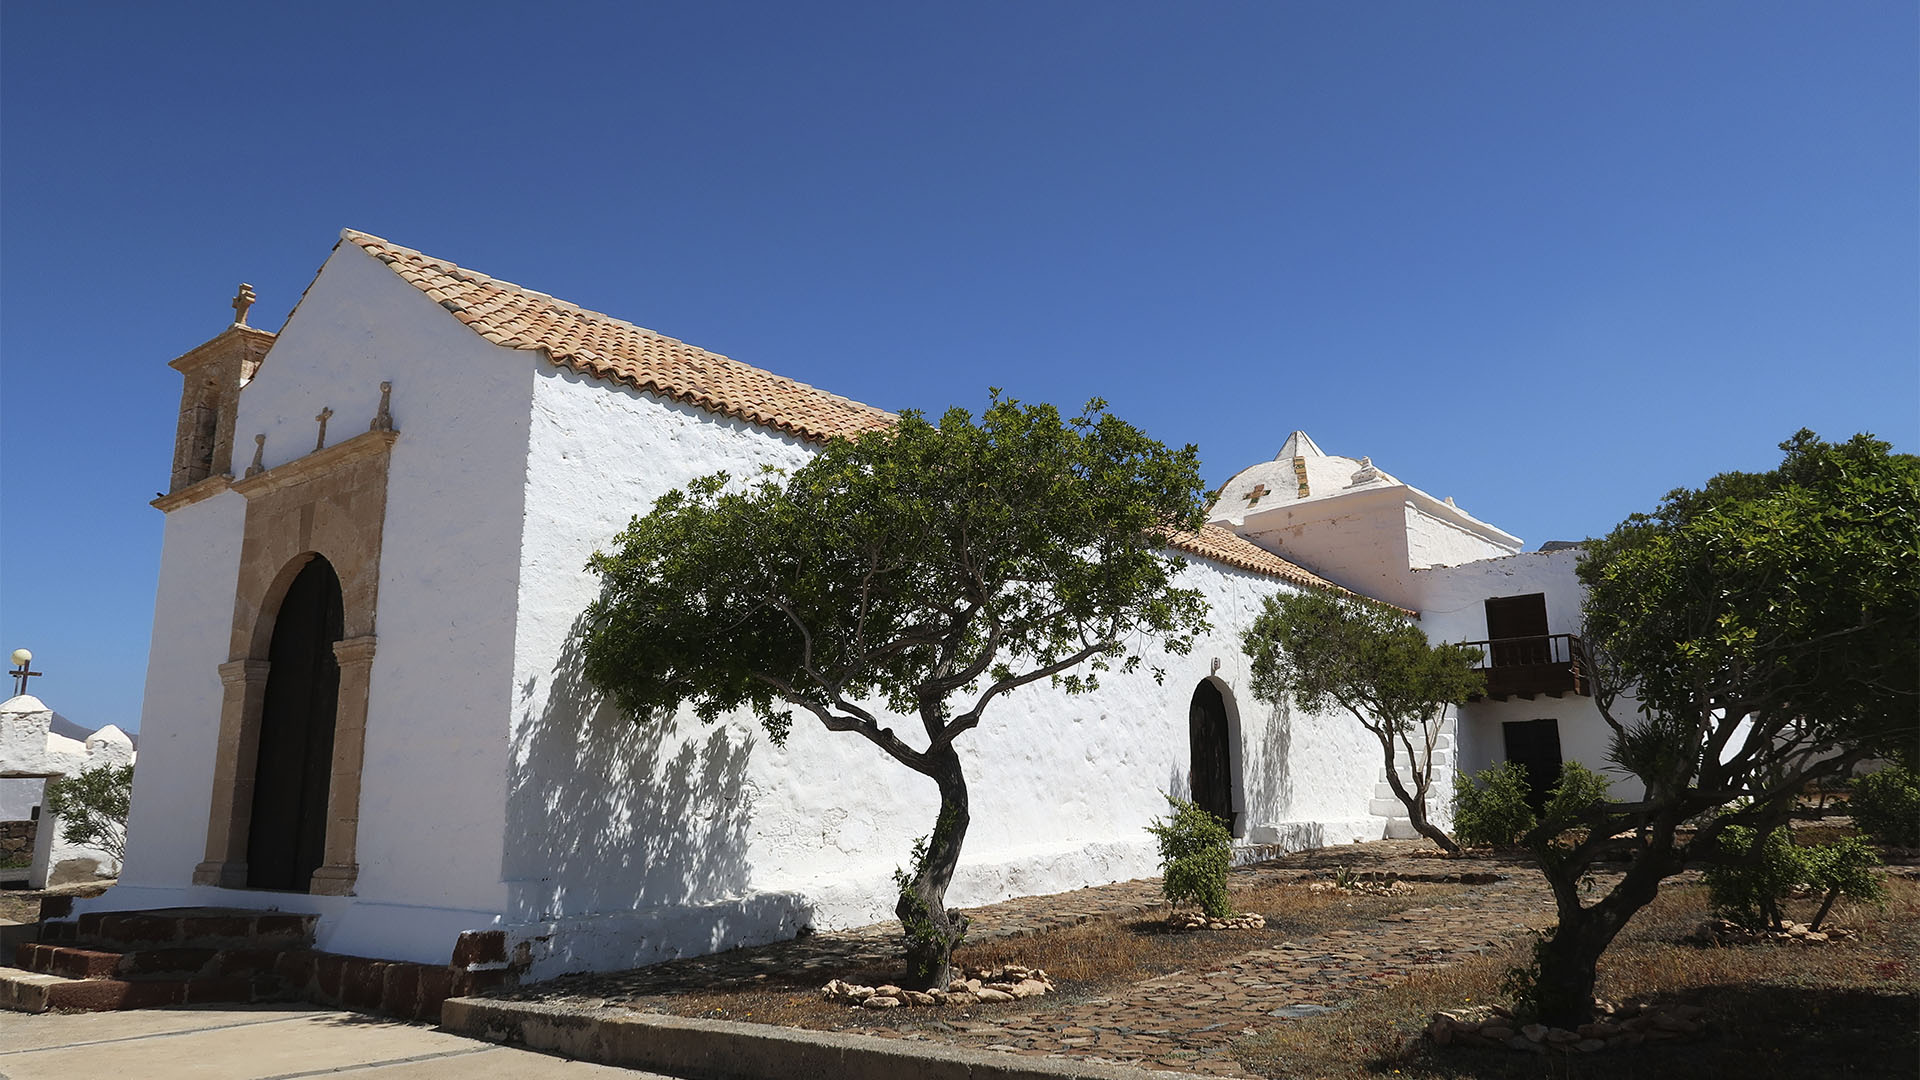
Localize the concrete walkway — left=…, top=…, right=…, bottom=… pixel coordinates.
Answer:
left=0, top=1003, right=668, bottom=1079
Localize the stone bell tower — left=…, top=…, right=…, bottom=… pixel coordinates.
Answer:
left=162, top=285, right=276, bottom=500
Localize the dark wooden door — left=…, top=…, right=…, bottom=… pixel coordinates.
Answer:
left=1188, top=681, right=1234, bottom=832
left=247, top=556, right=344, bottom=892
left=1502, top=719, right=1563, bottom=814
left=1485, top=593, right=1550, bottom=667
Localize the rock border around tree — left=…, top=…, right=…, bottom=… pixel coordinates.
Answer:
left=824, top=964, right=1055, bottom=1009
left=1426, top=1000, right=1708, bottom=1055
left=1167, top=910, right=1266, bottom=931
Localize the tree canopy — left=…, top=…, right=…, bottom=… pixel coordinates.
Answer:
left=1242, top=589, right=1483, bottom=852
left=581, top=392, right=1213, bottom=986
left=1512, top=430, right=1919, bottom=1026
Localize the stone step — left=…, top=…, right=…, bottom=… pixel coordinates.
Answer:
left=14, top=942, right=287, bottom=982
left=0, top=965, right=280, bottom=1012
left=0, top=968, right=67, bottom=1013
left=1383, top=818, right=1421, bottom=840
left=74, top=907, right=318, bottom=952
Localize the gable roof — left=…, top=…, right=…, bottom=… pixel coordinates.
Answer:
left=338, top=230, right=1363, bottom=598
left=342, top=230, right=896, bottom=444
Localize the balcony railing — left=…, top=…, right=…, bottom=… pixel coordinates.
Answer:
left=1459, top=633, right=1589, bottom=701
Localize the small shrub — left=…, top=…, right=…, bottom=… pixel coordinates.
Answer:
left=1452, top=761, right=1535, bottom=847
left=1803, top=835, right=1886, bottom=930
left=1538, top=761, right=1611, bottom=837
left=1706, top=823, right=1887, bottom=932
left=1705, top=823, right=1803, bottom=930
left=1147, top=796, right=1232, bottom=918
left=1850, top=765, right=1920, bottom=848
left=43, top=763, right=132, bottom=863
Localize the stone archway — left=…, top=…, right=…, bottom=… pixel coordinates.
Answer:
left=246, top=555, right=344, bottom=892
left=1188, top=680, right=1235, bottom=832
left=193, top=427, right=396, bottom=895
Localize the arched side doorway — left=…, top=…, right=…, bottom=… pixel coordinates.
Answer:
left=246, top=555, right=344, bottom=892
left=1188, top=680, right=1236, bottom=833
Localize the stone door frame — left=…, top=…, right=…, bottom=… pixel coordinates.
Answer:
left=193, top=429, right=396, bottom=896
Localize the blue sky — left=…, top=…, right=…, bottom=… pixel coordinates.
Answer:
left=3, top=3, right=1914, bottom=731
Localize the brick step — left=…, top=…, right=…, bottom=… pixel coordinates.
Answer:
left=74, top=907, right=317, bottom=952
left=0, top=967, right=284, bottom=1013
left=15, top=942, right=289, bottom=981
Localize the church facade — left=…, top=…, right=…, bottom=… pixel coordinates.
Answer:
left=90, top=231, right=1421, bottom=980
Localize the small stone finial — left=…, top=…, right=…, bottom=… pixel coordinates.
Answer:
left=314, top=407, right=334, bottom=452
left=231, top=283, right=257, bottom=327
left=1349, top=456, right=1379, bottom=486
left=369, top=382, right=394, bottom=432
left=245, top=434, right=266, bottom=477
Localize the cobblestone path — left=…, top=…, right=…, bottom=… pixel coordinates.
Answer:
left=508, top=842, right=1560, bottom=1077
left=866, top=870, right=1557, bottom=1075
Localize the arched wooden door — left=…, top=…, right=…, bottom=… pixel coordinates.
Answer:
left=247, top=555, right=344, bottom=892
left=1188, top=680, right=1234, bottom=831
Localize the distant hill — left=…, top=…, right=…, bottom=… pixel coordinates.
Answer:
left=49, top=712, right=138, bottom=751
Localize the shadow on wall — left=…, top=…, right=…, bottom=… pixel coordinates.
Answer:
left=1260, top=693, right=1295, bottom=820
left=502, top=614, right=770, bottom=924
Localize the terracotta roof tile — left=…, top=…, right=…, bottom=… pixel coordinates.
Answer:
left=341, top=230, right=895, bottom=444
left=339, top=231, right=1364, bottom=596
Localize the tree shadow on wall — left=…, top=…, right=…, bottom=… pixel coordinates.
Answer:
left=1260, top=693, right=1296, bottom=820
left=502, top=613, right=772, bottom=931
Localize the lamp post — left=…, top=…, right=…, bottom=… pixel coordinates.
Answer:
left=10, top=649, right=40, bottom=697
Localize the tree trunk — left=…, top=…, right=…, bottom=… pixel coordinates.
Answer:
left=896, top=744, right=972, bottom=989
left=1530, top=839, right=1669, bottom=1027
left=1809, top=887, right=1840, bottom=932
left=1374, top=728, right=1460, bottom=855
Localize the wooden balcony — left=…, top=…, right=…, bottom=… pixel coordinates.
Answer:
left=1461, top=634, right=1589, bottom=701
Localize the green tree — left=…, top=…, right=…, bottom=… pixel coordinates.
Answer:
left=43, top=764, right=133, bottom=863
left=1242, top=590, right=1483, bottom=854
left=1511, top=431, right=1918, bottom=1027
left=582, top=393, right=1212, bottom=988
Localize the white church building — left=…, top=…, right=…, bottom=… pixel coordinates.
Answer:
left=1207, top=437, right=1628, bottom=817
left=76, top=230, right=1473, bottom=981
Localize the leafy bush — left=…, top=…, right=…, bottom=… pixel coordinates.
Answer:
left=43, top=764, right=132, bottom=863
left=1706, top=824, right=1886, bottom=932
left=1452, top=762, right=1536, bottom=847
left=1850, top=766, right=1920, bottom=848
left=1147, top=796, right=1232, bottom=918
left=1803, top=835, right=1885, bottom=930
left=1704, top=824, right=1804, bottom=930
left=1539, top=762, right=1611, bottom=837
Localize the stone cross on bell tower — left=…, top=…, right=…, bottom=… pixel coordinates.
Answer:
left=231, top=283, right=257, bottom=328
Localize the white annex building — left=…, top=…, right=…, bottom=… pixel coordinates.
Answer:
left=76, top=231, right=1612, bottom=981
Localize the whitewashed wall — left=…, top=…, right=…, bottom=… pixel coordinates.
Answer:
left=1413, top=549, right=1639, bottom=798
left=113, top=491, right=243, bottom=893
left=80, top=242, right=536, bottom=964
left=0, top=777, right=42, bottom=822
left=31, top=726, right=135, bottom=888
left=1235, top=493, right=1417, bottom=608
left=501, top=370, right=1383, bottom=979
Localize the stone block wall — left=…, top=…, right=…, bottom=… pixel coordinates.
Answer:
left=0, top=820, right=35, bottom=864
